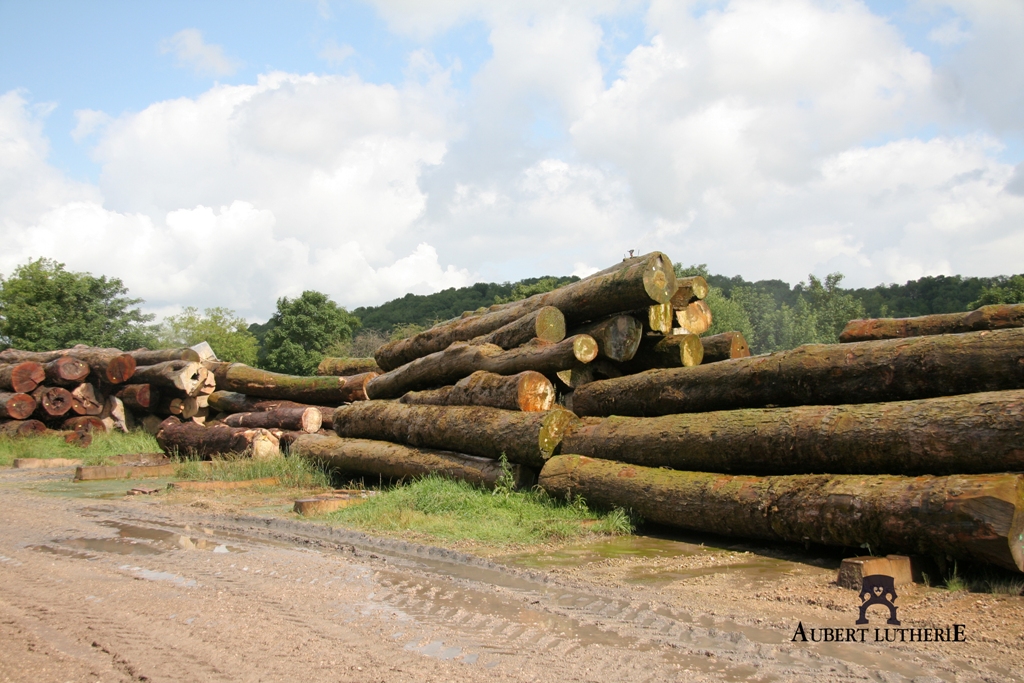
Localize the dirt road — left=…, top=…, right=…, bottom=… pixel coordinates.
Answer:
left=1, top=466, right=1022, bottom=682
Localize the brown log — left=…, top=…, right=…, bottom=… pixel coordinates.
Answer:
left=155, top=418, right=280, bottom=460
left=62, top=416, right=107, bottom=433
left=207, top=390, right=259, bottom=413
left=63, top=430, right=93, bottom=447
left=139, top=414, right=164, bottom=436
left=207, top=363, right=376, bottom=404
left=470, top=306, right=566, bottom=349
left=572, top=327, right=1024, bottom=417
left=570, top=315, right=642, bottom=362
left=158, top=396, right=200, bottom=419
left=0, top=347, right=135, bottom=384
left=700, top=331, right=751, bottom=363
left=115, top=384, right=159, bottom=411
left=129, top=360, right=204, bottom=395
left=0, top=362, right=45, bottom=393
left=223, top=407, right=322, bottom=433
left=671, top=276, right=709, bottom=306
left=539, top=455, right=1024, bottom=572
left=100, top=396, right=132, bottom=433
left=316, top=357, right=383, bottom=376
left=365, top=336, right=598, bottom=400
left=292, top=434, right=534, bottom=489
left=840, top=303, right=1024, bottom=343
left=399, top=370, right=555, bottom=412
left=562, top=389, right=1024, bottom=476
left=70, top=383, right=103, bottom=415
left=334, top=401, right=579, bottom=468
left=41, top=357, right=90, bottom=385
left=0, top=419, right=47, bottom=437
left=0, top=392, right=35, bottom=420
left=30, top=386, right=74, bottom=417
left=374, top=252, right=676, bottom=370
left=675, top=300, right=713, bottom=335
left=619, top=333, right=703, bottom=374
left=129, top=347, right=201, bottom=364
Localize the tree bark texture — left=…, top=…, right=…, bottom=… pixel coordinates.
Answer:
left=115, top=384, right=159, bottom=411
left=571, top=315, right=643, bottom=362
left=333, top=401, right=579, bottom=468
left=470, top=306, right=566, bottom=349
left=208, top=363, right=375, bottom=404
left=129, top=360, right=205, bottom=395
left=539, top=455, right=1024, bottom=572
left=70, top=383, right=103, bottom=416
left=207, top=390, right=260, bottom=414
left=0, top=392, right=35, bottom=420
left=223, top=406, right=322, bottom=433
left=316, top=357, right=383, bottom=377
left=572, top=327, right=1024, bottom=417
left=374, top=252, right=676, bottom=370
left=840, top=304, right=1024, bottom=343
left=155, top=418, right=281, bottom=460
left=366, top=336, right=598, bottom=400
left=0, top=419, right=47, bottom=437
left=129, top=348, right=201, bottom=364
left=0, top=362, right=45, bottom=393
left=41, top=357, right=90, bottom=386
left=700, top=331, right=751, bottom=363
left=671, top=276, right=709, bottom=307
left=0, top=348, right=136, bottom=384
left=675, top=300, right=713, bottom=335
left=292, top=434, right=534, bottom=489
left=619, top=334, right=704, bottom=374
left=399, top=370, right=555, bottom=412
left=31, top=386, right=74, bottom=417
left=562, top=389, right=1024, bottom=476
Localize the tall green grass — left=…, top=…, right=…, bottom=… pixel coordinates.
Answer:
left=0, top=431, right=161, bottom=467
left=327, top=474, right=634, bottom=545
left=175, top=456, right=331, bottom=489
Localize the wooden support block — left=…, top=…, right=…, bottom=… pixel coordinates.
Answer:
left=837, top=555, right=913, bottom=589
left=74, top=463, right=178, bottom=481
left=293, top=490, right=376, bottom=516
left=167, top=477, right=279, bottom=491
left=12, top=457, right=83, bottom=469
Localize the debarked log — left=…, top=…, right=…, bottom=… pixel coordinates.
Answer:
left=0, top=362, right=45, bottom=393
left=291, top=434, right=534, bottom=489
left=316, top=357, right=383, bottom=377
left=561, top=390, right=1024, bottom=476
left=840, top=304, right=1024, bottom=343
left=207, top=363, right=376, bottom=404
left=399, top=370, right=555, bottom=412
left=129, top=360, right=205, bottom=395
left=333, top=401, right=579, bottom=468
left=571, top=327, right=1024, bottom=417
left=223, top=406, right=322, bottom=433
left=0, top=347, right=135, bottom=384
left=366, top=336, right=597, bottom=400
left=0, top=392, right=35, bottom=420
left=700, top=331, right=751, bottom=363
left=155, top=418, right=280, bottom=460
left=538, top=455, right=1024, bottom=572
left=374, top=252, right=675, bottom=371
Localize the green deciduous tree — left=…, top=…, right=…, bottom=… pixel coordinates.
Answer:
left=968, top=275, right=1024, bottom=308
left=0, top=258, right=157, bottom=351
left=159, top=306, right=259, bottom=365
left=260, top=291, right=360, bottom=375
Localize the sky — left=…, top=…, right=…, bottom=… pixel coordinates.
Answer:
left=1, top=0, right=1022, bottom=322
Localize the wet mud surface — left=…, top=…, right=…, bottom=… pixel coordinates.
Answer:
left=1, top=465, right=1022, bottom=682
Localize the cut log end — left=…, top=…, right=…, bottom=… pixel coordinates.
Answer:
left=641, top=253, right=678, bottom=304
left=539, top=409, right=580, bottom=460
left=672, top=275, right=709, bottom=303
left=648, top=303, right=674, bottom=335
left=518, top=371, right=556, bottom=412
left=573, top=335, right=599, bottom=364
left=105, top=355, right=137, bottom=384
left=535, top=306, right=567, bottom=344
left=2, top=362, right=45, bottom=393
left=679, top=333, right=705, bottom=367
left=49, top=356, right=89, bottom=383
left=1, top=392, right=36, bottom=420
left=676, top=300, right=713, bottom=336
left=0, top=419, right=47, bottom=437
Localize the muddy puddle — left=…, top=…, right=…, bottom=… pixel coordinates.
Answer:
left=30, top=519, right=242, bottom=560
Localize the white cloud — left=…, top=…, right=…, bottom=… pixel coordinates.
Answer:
left=160, top=28, right=241, bottom=77
left=319, top=40, right=355, bottom=66
left=70, top=109, right=112, bottom=142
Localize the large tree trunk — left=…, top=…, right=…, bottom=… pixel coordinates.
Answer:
left=571, top=315, right=643, bottom=362
left=0, top=362, right=45, bottom=393
left=399, top=370, right=555, bottom=412
left=619, top=333, right=704, bottom=373
left=0, top=419, right=47, bottom=437
left=0, top=392, right=35, bottom=420
left=470, top=306, right=566, bottom=349
left=0, top=347, right=136, bottom=384
left=562, top=389, right=1024, bottom=476
left=223, top=407, right=322, bottom=433
left=840, top=303, right=1024, bottom=343
left=572, top=327, right=1024, bottom=417
left=206, top=363, right=376, bottom=404
left=30, top=386, right=74, bottom=417
left=41, top=357, right=90, bottom=386
left=129, top=360, right=205, bottom=395
left=316, top=357, right=383, bottom=376
left=675, top=300, right=713, bottom=335
left=155, top=418, right=280, bottom=460
left=539, top=455, right=1024, bottom=572
left=115, top=384, right=159, bottom=412
left=700, top=331, right=751, bottom=363
left=70, top=383, right=103, bottom=416
left=292, top=434, right=534, bottom=489
left=129, top=348, right=202, bottom=364
left=333, top=401, right=579, bottom=468
left=366, top=336, right=598, bottom=400
left=374, top=252, right=676, bottom=370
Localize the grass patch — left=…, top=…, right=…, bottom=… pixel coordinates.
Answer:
left=0, top=430, right=161, bottom=467
left=175, top=455, right=331, bottom=489
left=326, top=474, right=634, bottom=546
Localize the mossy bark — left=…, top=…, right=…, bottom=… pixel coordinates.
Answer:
left=366, top=335, right=598, bottom=400
left=539, top=455, right=1024, bottom=572
left=562, top=389, right=1024, bottom=476
left=223, top=406, right=322, bottom=433
left=572, top=327, right=1024, bottom=417
left=399, top=370, right=555, bottom=412
left=374, top=252, right=675, bottom=370
left=208, top=363, right=374, bottom=404
left=316, top=357, right=383, bottom=376
left=0, top=362, right=44, bottom=393
left=470, top=306, right=566, bottom=349
left=333, top=401, right=579, bottom=468
left=292, top=434, right=534, bottom=489
left=619, top=333, right=704, bottom=374
left=840, top=304, right=1024, bottom=343
left=155, top=417, right=280, bottom=460
left=700, top=331, right=751, bottom=363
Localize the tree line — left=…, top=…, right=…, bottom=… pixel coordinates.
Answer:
left=2, top=257, right=1022, bottom=374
